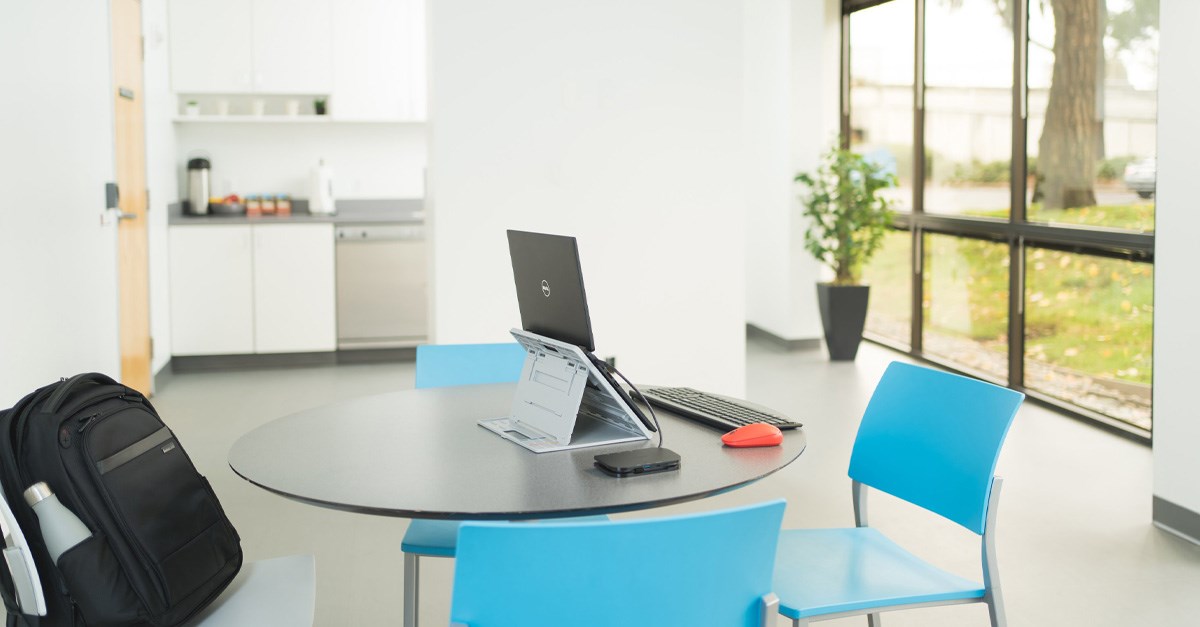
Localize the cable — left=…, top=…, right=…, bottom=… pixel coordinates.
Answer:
left=607, top=364, right=664, bottom=448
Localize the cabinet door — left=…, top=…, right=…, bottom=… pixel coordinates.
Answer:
left=252, top=224, right=336, bottom=353
left=168, top=0, right=254, bottom=93
left=332, top=0, right=424, bottom=120
left=169, top=226, right=255, bottom=355
left=251, top=0, right=334, bottom=94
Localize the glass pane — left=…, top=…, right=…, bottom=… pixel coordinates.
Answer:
left=1024, top=249, right=1152, bottom=430
left=849, top=0, right=914, bottom=211
left=922, top=234, right=1009, bottom=381
left=924, top=0, right=1013, bottom=218
left=862, top=230, right=912, bottom=348
left=1027, top=0, right=1158, bottom=232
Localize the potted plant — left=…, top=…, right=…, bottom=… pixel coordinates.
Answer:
left=184, top=100, right=200, bottom=117
left=795, top=144, right=896, bottom=360
left=314, top=97, right=328, bottom=116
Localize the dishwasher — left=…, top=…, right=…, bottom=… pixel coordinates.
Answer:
left=335, top=224, right=429, bottom=349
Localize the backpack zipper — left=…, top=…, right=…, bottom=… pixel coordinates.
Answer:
left=74, top=398, right=133, bottom=434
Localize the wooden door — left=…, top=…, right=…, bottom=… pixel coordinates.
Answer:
left=111, top=0, right=152, bottom=394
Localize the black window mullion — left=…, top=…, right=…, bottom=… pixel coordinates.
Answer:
left=911, top=0, right=926, bottom=354
left=840, top=13, right=851, bottom=149
left=1007, top=0, right=1030, bottom=390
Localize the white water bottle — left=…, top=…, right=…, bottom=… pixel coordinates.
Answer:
left=23, top=482, right=91, bottom=562
left=309, top=159, right=336, bottom=215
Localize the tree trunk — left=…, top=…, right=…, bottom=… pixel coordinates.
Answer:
left=1033, top=0, right=1102, bottom=210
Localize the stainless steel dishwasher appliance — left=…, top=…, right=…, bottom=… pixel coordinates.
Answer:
left=335, top=224, right=428, bottom=349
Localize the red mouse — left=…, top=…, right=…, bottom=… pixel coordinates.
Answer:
left=721, top=423, right=783, bottom=448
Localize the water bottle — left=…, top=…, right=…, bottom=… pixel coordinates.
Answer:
left=23, top=482, right=91, bottom=562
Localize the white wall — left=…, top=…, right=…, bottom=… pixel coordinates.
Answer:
left=1152, top=0, right=1200, bottom=530
left=144, top=0, right=176, bottom=379
left=0, top=3, right=119, bottom=405
left=174, top=124, right=427, bottom=200
left=743, top=0, right=839, bottom=342
left=429, top=0, right=747, bottom=395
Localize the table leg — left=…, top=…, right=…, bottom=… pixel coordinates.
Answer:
left=404, top=553, right=419, bottom=627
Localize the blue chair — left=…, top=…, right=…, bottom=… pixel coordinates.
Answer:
left=402, top=343, right=604, bottom=627
left=449, top=500, right=787, bottom=627
left=772, top=361, right=1023, bottom=627
left=412, top=342, right=527, bottom=389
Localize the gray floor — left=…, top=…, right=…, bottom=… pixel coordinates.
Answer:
left=153, top=339, right=1200, bottom=626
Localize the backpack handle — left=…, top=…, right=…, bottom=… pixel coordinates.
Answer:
left=41, top=373, right=120, bottom=414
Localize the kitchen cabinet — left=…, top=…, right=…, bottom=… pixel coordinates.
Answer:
left=253, top=224, right=337, bottom=353
left=169, top=0, right=333, bottom=94
left=169, top=223, right=335, bottom=356
left=332, top=0, right=426, bottom=121
left=168, top=0, right=254, bottom=93
left=169, top=225, right=255, bottom=355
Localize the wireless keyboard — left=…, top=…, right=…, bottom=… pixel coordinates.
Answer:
left=638, top=387, right=802, bottom=432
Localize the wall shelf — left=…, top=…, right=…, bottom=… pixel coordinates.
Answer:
left=172, top=115, right=424, bottom=124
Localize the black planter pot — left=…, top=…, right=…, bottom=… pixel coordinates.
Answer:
left=816, top=283, right=870, bottom=361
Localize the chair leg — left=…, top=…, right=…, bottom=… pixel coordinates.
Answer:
left=988, top=599, right=1006, bottom=627
left=403, top=553, right=420, bottom=627
left=867, top=613, right=882, bottom=627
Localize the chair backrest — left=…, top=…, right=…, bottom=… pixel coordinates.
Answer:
left=848, top=361, right=1023, bottom=534
left=449, top=500, right=787, bottom=627
left=414, top=343, right=527, bottom=389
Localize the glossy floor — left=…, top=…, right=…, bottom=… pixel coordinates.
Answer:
left=153, top=339, right=1200, bottom=626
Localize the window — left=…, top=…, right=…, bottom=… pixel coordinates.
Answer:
left=1023, top=248, right=1152, bottom=430
left=1026, top=0, right=1158, bottom=232
left=848, top=0, right=914, bottom=212
left=924, top=0, right=1012, bottom=219
left=861, top=230, right=912, bottom=349
left=922, top=233, right=1009, bottom=381
left=843, top=0, right=1157, bottom=438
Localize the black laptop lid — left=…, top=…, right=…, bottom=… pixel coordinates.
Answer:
left=507, top=230, right=596, bottom=352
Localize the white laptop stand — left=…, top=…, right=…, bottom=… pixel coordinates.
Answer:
left=478, top=329, right=652, bottom=453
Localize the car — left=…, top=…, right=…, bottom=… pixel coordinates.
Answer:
left=1124, top=157, right=1156, bottom=199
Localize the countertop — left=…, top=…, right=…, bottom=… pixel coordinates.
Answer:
left=168, top=198, right=424, bottom=225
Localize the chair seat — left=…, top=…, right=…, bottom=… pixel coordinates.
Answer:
left=402, top=515, right=610, bottom=558
left=188, top=554, right=316, bottom=626
left=773, top=527, right=985, bottom=620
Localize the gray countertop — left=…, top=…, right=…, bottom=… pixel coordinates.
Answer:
left=168, top=198, right=424, bottom=225
left=228, top=383, right=807, bottom=520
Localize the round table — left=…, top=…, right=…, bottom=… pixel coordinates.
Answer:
left=229, top=383, right=806, bottom=520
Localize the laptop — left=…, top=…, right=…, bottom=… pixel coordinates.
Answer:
left=506, top=229, right=597, bottom=352
left=474, top=230, right=654, bottom=453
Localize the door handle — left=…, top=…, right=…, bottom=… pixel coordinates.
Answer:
left=117, top=212, right=137, bottom=221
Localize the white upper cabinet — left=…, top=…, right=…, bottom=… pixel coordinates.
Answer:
left=169, top=0, right=333, bottom=94
left=332, top=0, right=426, bottom=120
left=251, top=0, right=333, bottom=94
left=170, top=0, right=424, bottom=119
left=169, top=0, right=254, bottom=93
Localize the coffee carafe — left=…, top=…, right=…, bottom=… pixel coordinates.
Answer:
left=186, top=157, right=211, bottom=215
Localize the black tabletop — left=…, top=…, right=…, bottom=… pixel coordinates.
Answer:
left=228, top=383, right=806, bottom=520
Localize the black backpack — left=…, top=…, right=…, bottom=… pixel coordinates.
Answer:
left=0, top=373, right=242, bottom=626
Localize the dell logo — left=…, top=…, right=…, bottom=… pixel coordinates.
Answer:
left=541, top=280, right=551, bottom=297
